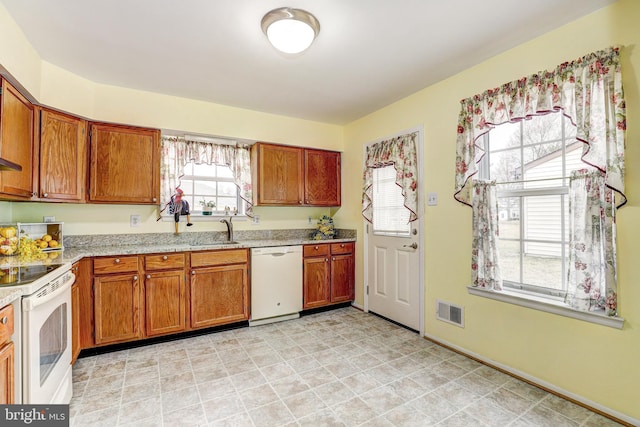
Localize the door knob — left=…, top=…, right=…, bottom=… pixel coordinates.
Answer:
left=403, top=242, right=418, bottom=249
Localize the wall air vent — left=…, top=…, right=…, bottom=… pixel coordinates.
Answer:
left=436, top=299, right=464, bottom=327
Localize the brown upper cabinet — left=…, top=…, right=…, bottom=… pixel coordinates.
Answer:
left=251, top=142, right=341, bottom=207
left=37, top=108, right=88, bottom=202
left=89, top=122, right=160, bottom=204
left=0, top=79, right=36, bottom=200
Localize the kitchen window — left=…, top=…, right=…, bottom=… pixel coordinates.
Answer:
left=479, top=112, right=586, bottom=298
left=159, top=135, right=253, bottom=219
left=179, top=162, right=246, bottom=216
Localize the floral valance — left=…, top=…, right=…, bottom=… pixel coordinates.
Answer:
left=362, top=132, right=418, bottom=223
left=454, top=46, right=626, bottom=208
left=160, top=136, right=253, bottom=215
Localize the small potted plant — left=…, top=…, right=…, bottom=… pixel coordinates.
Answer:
left=199, top=199, right=216, bottom=215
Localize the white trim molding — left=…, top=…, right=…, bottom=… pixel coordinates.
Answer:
left=467, top=286, right=624, bottom=329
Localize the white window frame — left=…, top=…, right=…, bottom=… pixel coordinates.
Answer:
left=474, top=112, right=624, bottom=329
left=161, top=161, right=247, bottom=222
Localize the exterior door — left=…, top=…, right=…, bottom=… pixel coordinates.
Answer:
left=366, top=165, right=421, bottom=331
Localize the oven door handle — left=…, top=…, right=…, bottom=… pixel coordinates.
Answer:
left=22, top=273, right=75, bottom=312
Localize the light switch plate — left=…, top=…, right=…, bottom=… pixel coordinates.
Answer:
left=427, top=192, right=438, bottom=206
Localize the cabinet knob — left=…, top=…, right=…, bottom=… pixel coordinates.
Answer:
left=325, top=258, right=329, bottom=262
left=0, top=316, right=7, bottom=325
left=43, top=193, right=49, bottom=198
left=162, top=255, right=168, bottom=260
left=32, top=192, right=37, bottom=197
left=153, top=197, right=157, bottom=202
left=146, top=274, right=151, bottom=279
left=133, top=275, right=138, bottom=281
left=314, top=246, right=319, bottom=250
left=299, top=200, right=303, bottom=204
left=114, top=258, right=120, bottom=264
left=332, top=257, right=335, bottom=261
left=340, top=244, right=345, bottom=248
left=191, top=271, right=196, bottom=275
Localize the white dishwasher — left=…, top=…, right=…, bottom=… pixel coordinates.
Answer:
left=250, top=245, right=303, bottom=326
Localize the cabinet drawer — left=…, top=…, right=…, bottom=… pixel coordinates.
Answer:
left=144, top=253, right=186, bottom=271
left=331, top=242, right=354, bottom=255
left=93, top=256, right=139, bottom=274
left=0, top=304, right=14, bottom=343
left=303, top=244, right=330, bottom=257
left=191, top=249, right=248, bottom=268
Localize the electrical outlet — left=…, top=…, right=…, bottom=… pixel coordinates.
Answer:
left=427, top=192, right=438, bottom=206
left=251, top=215, right=260, bottom=225
left=130, top=214, right=141, bottom=227
left=43, top=216, right=55, bottom=223
left=308, top=216, right=313, bottom=225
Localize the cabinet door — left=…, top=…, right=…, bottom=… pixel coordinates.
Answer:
left=89, top=123, right=160, bottom=204
left=39, top=108, right=87, bottom=202
left=144, top=270, right=186, bottom=336
left=304, top=149, right=341, bottom=206
left=71, top=282, right=80, bottom=364
left=330, top=253, right=354, bottom=303
left=253, top=143, right=303, bottom=205
left=0, top=341, right=14, bottom=404
left=93, top=273, right=142, bottom=345
left=0, top=79, right=35, bottom=199
left=303, top=256, right=331, bottom=309
left=190, top=264, right=249, bottom=329
left=76, top=258, right=95, bottom=349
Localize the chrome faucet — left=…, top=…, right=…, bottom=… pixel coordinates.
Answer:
left=220, top=217, right=233, bottom=242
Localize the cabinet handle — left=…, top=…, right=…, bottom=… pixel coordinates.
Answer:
left=162, top=255, right=168, bottom=260
left=146, top=274, right=151, bottom=279
left=114, top=258, right=120, bottom=264
left=0, top=316, right=7, bottom=325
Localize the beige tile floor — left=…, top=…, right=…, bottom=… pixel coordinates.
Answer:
left=70, top=307, right=624, bottom=426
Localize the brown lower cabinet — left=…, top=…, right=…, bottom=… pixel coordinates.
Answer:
left=82, top=249, right=249, bottom=349
left=190, top=249, right=250, bottom=328
left=0, top=303, right=14, bottom=404
left=303, top=242, right=355, bottom=309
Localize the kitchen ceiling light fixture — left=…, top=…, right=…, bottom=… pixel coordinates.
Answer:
left=261, top=7, right=320, bottom=54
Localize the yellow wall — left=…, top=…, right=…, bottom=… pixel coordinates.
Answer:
left=0, top=4, right=343, bottom=236
left=340, top=0, right=639, bottom=420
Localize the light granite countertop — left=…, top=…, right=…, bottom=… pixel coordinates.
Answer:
left=0, top=229, right=356, bottom=308
left=0, top=287, right=22, bottom=307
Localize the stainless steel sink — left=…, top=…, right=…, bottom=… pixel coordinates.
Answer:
left=189, top=241, right=240, bottom=247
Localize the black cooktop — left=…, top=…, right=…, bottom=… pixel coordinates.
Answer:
left=0, top=263, right=66, bottom=287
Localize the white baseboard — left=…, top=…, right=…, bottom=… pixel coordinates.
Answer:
left=422, top=333, right=638, bottom=426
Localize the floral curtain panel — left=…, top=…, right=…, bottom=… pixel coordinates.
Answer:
left=454, top=46, right=626, bottom=208
left=471, top=180, right=502, bottom=290
left=362, top=132, right=418, bottom=224
left=160, top=136, right=253, bottom=216
left=566, top=169, right=617, bottom=316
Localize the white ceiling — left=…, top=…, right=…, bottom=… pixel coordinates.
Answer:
left=1, top=0, right=615, bottom=125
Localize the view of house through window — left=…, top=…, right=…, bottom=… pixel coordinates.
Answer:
left=482, top=112, right=593, bottom=297
left=372, top=165, right=411, bottom=236
left=179, top=161, right=245, bottom=215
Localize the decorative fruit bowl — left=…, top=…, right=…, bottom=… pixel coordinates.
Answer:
left=0, top=226, right=19, bottom=256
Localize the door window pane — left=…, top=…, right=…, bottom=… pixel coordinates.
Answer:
left=372, top=166, right=410, bottom=236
